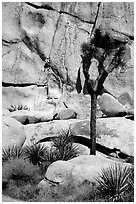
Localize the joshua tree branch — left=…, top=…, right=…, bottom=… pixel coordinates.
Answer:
left=94, top=69, right=108, bottom=93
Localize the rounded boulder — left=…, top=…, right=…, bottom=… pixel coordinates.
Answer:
left=2, top=116, right=26, bottom=149
left=98, top=93, right=127, bottom=117
left=55, top=108, right=77, bottom=120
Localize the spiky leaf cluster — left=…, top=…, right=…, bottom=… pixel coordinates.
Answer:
left=95, top=164, right=134, bottom=202
left=8, top=104, right=30, bottom=112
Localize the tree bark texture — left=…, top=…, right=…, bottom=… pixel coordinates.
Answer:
left=90, top=92, right=97, bottom=155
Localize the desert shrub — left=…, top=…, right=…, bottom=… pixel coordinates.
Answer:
left=2, top=128, right=80, bottom=201
left=9, top=184, right=40, bottom=201
left=23, top=143, right=55, bottom=174
left=8, top=104, right=30, bottom=112
left=52, top=128, right=79, bottom=160
left=37, top=179, right=104, bottom=202
left=2, top=145, right=25, bottom=164
left=2, top=158, right=42, bottom=188
left=95, top=163, right=134, bottom=202
left=3, top=182, right=41, bottom=201
left=24, top=143, right=48, bottom=166
left=23, top=128, right=79, bottom=170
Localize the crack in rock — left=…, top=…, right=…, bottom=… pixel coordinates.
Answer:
left=26, top=2, right=55, bottom=11
left=37, top=135, right=133, bottom=163
left=26, top=2, right=95, bottom=24
left=90, top=2, right=101, bottom=37
left=2, top=82, right=47, bottom=87
left=43, top=176, right=62, bottom=186
left=2, top=39, right=22, bottom=46
left=111, top=28, right=134, bottom=40
left=49, top=12, right=61, bottom=58
left=21, top=30, right=46, bottom=61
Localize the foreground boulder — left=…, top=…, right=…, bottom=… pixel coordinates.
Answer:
left=38, top=155, right=130, bottom=191
left=2, top=116, right=26, bottom=149
left=98, top=93, right=127, bottom=117
left=70, top=117, right=134, bottom=156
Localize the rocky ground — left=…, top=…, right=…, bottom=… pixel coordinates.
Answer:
left=2, top=195, right=22, bottom=202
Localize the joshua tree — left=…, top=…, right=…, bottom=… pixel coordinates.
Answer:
left=78, top=25, right=131, bottom=155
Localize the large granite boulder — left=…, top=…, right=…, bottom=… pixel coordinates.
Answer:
left=2, top=116, right=26, bottom=149
left=70, top=117, right=134, bottom=156
left=98, top=93, right=127, bottom=117
left=6, top=109, right=55, bottom=124
left=38, top=155, right=130, bottom=191
left=23, top=117, right=133, bottom=157
left=23, top=119, right=81, bottom=146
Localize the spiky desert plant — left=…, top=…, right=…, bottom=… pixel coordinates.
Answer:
left=24, top=143, right=48, bottom=166
left=52, top=128, right=79, bottom=160
left=95, top=163, right=134, bottom=202
left=2, top=145, right=24, bottom=164
left=8, top=104, right=30, bottom=112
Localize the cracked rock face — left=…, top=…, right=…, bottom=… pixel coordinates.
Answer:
left=2, top=2, right=134, bottom=117
left=2, top=2, right=133, bottom=86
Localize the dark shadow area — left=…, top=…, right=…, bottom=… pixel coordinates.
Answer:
left=2, top=82, right=46, bottom=87
left=37, top=135, right=134, bottom=164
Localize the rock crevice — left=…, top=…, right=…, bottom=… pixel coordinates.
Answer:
left=25, top=2, right=96, bottom=24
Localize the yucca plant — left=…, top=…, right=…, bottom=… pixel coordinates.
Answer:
left=52, top=128, right=79, bottom=160
left=8, top=104, right=30, bottom=112
left=2, top=145, right=25, bottom=164
left=24, top=143, right=48, bottom=166
left=95, top=163, right=134, bottom=202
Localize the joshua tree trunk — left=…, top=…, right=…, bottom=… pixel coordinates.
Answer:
left=90, top=92, right=97, bottom=155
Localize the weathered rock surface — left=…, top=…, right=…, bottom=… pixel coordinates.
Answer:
left=70, top=118, right=134, bottom=156
left=2, top=2, right=134, bottom=85
left=98, top=93, right=127, bottom=117
left=2, top=116, right=26, bottom=149
left=2, top=86, right=59, bottom=111
left=23, top=117, right=133, bottom=157
left=118, top=92, right=134, bottom=110
left=6, top=109, right=55, bottom=124
left=23, top=119, right=81, bottom=146
left=55, top=108, right=77, bottom=120
left=38, top=155, right=130, bottom=191
left=2, top=2, right=134, bottom=120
